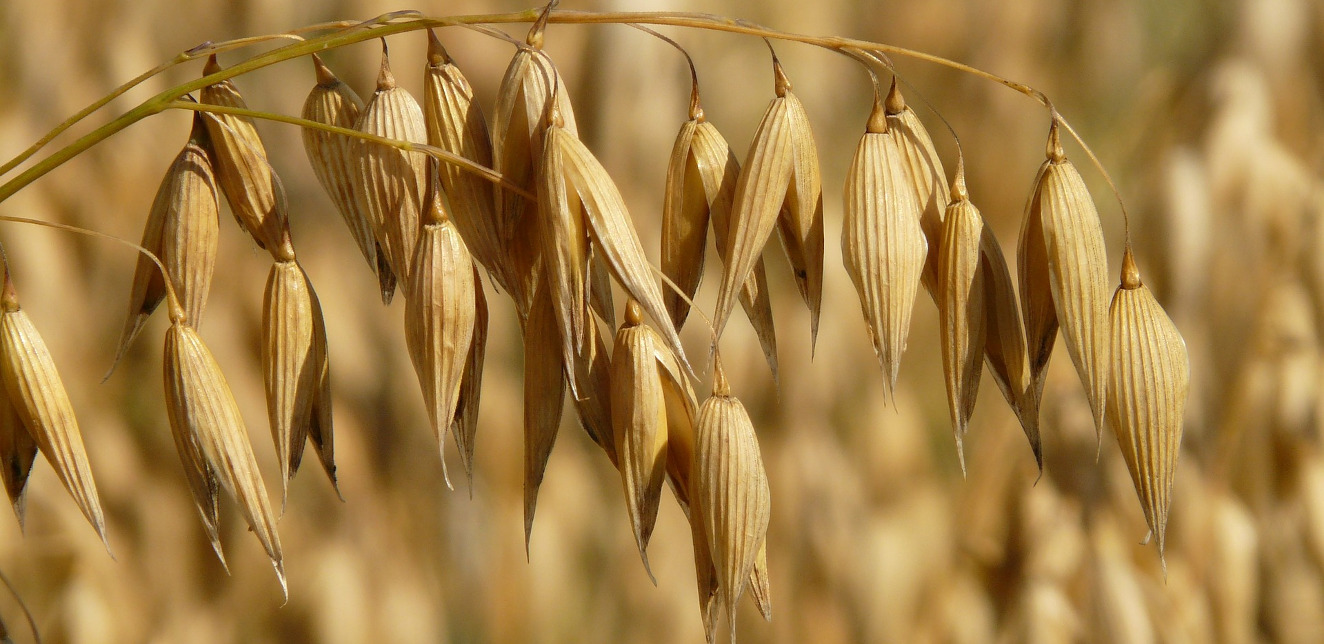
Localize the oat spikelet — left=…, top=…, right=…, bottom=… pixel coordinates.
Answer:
left=453, top=265, right=487, bottom=494
left=884, top=79, right=949, bottom=296
left=938, top=174, right=985, bottom=474
left=492, top=45, right=577, bottom=316
left=1026, top=121, right=1111, bottom=439
left=662, top=116, right=710, bottom=331
left=841, top=94, right=927, bottom=398
left=200, top=55, right=288, bottom=253
left=1018, top=158, right=1058, bottom=414
left=547, top=118, right=696, bottom=380
left=164, top=318, right=285, bottom=596
left=1108, top=249, right=1189, bottom=569
left=695, top=357, right=771, bottom=643
left=355, top=41, right=428, bottom=292
left=979, top=228, right=1041, bottom=469
left=611, top=301, right=670, bottom=581
left=302, top=54, right=394, bottom=302
left=405, top=186, right=476, bottom=490
left=775, top=62, right=825, bottom=347
left=522, top=277, right=564, bottom=554
left=537, top=109, right=591, bottom=396
left=0, top=371, right=36, bottom=528
left=262, top=258, right=330, bottom=506
left=0, top=278, right=107, bottom=545
left=305, top=286, right=338, bottom=496
left=112, top=114, right=220, bottom=372
left=423, top=31, right=515, bottom=302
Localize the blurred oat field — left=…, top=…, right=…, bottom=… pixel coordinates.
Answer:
left=1, top=0, right=1323, bottom=642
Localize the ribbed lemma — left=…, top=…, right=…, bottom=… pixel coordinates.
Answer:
left=611, top=324, right=669, bottom=577
left=301, top=63, right=383, bottom=286
left=938, top=197, right=986, bottom=470
left=262, top=260, right=318, bottom=501
left=714, top=97, right=793, bottom=344
left=1018, top=162, right=1058, bottom=406
left=522, top=280, right=565, bottom=550
left=1108, top=281, right=1189, bottom=563
left=0, top=310, right=105, bottom=542
left=355, top=78, right=428, bottom=289
left=886, top=102, right=950, bottom=296
left=0, top=365, right=37, bottom=525
left=662, top=119, right=709, bottom=330
left=778, top=92, right=825, bottom=344
left=842, top=131, right=927, bottom=397
left=453, top=266, right=487, bottom=490
left=405, top=221, right=476, bottom=488
left=164, top=323, right=284, bottom=594
left=200, top=60, right=286, bottom=252
left=699, top=123, right=778, bottom=383
left=694, top=394, right=770, bottom=637
left=538, top=125, right=590, bottom=392
left=116, top=128, right=220, bottom=363
left=423, top=47, right=508, bottom=299
left=1039, top=159, right=1111, bottom=437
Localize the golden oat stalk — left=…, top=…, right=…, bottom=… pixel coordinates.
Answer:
left=842, top=94, right=927, bottom=399
left=200, top=55, right=289, bottom=253
left=111, top=114, right=220, bottom=372
left=355, top=41, right=428, bottom=292
left=694, top=357, right=771, bottom=643
left=1020, top=120, right=1110, bottom=440
left=423, top=31, right=516, bottom=301
left=452, top=265, right=487, bottom=493
left=884, top=79, right=949, bottom=297
left=937, top=175, right=985, bottom=473
left=611, top=300, right=673, bottom=581
left=492, top=38, right=578, bottom=317
left=405, top=184, right=477, bottom=490
left=713, top=56, right=821, bottom=349
left=164, top=315, right=285, bottom=596
left=302, top=54, right=395, bottom=302
left=0, top=274, right=107, bottom=545
left=1107, top=249, right=1189, bottom=568
left=262, top=257, right=336, bottom=506
left=0, top=383, right=36, bottom=527
left=522, top=276, right=565, bottom=553
left=665, top=84, right=779, bottom=382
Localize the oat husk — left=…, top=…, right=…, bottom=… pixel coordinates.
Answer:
left=164, top=318, right=285, bottom=595
left=200, top=55, right=289, bottom=253
left=522, top=276, right=565, bottom=553
left=302, top=54, right=394, bottom=302
left=938, top=176, right=985, bottom=474
left=774, top=62, right=825, bottom=346
left=842, top=95, right=927, bottom=399
left=1107, top=249, right=1189, bottom=568
left=111, top=114, right=220, bottom=373
left=355, top=41, right=428, bottom=292
left=570, top=318, right=617, bottom=466
left=0, top=367, right=36, bottom=528
left=405, top=186, right=476, bottom=490
left=694, top=358, right=771, bottom=642
left=537, top=110, right=592, bottom=396
left=453, top=265, right=487, bottom=493
left=979, top=226, right=1041, bottom=468
left=884, top=79, right=949, bottom=296
left=0, top=277, right=106, bottom=545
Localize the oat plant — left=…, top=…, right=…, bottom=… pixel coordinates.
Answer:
left=0, top=4, right=1189, bottom=641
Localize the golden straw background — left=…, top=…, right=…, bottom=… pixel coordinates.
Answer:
left=1, top=0, right=1323, bottom=642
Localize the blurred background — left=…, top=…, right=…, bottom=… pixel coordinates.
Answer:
left=1, top=0, right=1323, bottom=642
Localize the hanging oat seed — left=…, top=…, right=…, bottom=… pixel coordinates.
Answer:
left=884, top=78, right=950, bottom=296
left=937, top=173, right=985, bottom=473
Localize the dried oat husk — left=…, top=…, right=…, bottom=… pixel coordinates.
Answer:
left=546, top=112, right=696, bottom=380
left=938, top=174, right=985, bottom=473
left=1107, top=249, right=1189, bottom=568
left=164, top=316, right=285, bottom=595
left=522, top=276, right=565, bottom=553
left=979, top=226, right=1041, bottom=468
left=423, top=31, right=515, bottom=302
left=406, top=184, right=477, bottom=490
left=262, top=257, right=335, bottom=505
left=200, top=55, right=289, bottom=253
left=714, top=57, right=821, bottom=350
left=842, top=94, right=927, bottom=399
left=694, top=357, right=771, bottom=642
left=688, top=483, right=720, bottom=644
left=0, top=373, right=36, bottom=527
left=884, top=79, right=949, bottom=296
left=537, top=108, right=592, bottom=396
left=355, top=41, right=428, bottom=292
left=112, top=114, right=220, bottom=372
left=453, top=265, right=487, bottom=493
left=0, top=277, right=107, bottom=545
left=662, top=112, right=710, bottom=331
left=570, top=318, right=617, bottom=467
left=611, top=301, right=671, bottom=580
left=302, top=54, right=394, bottom=302
left=1024, top=121, right=1111, bottom=439
left=305, top=287, right=337, bottom=495
left=492, top=44, right=578, bottom=316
